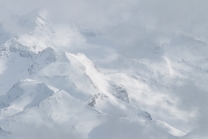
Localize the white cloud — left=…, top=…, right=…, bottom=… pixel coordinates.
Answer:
left=0, top=0, right=207, bottom=36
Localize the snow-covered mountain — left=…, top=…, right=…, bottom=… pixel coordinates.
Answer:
left=0, top=8, right=208, bottom=139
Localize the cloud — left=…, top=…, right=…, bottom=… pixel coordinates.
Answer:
left=0, top=0, right=205, bottom=29
left=1, top=0, right=208, bottom=56
left=0, top=0, right=207, bottom=40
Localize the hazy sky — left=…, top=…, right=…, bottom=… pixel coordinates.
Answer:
left=0, top=0, right=208, bottom=39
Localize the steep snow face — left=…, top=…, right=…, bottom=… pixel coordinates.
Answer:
left=32, top=52, right=100, bottom=101
left=0, top=45, right=57, bottom=95
left=33, top=52, right=130, bottom=104
left=15, top=13, right=86, bottom=54
left=0, top=79, right=57, bottom=119
left=17, top=9, right=47, bottom=31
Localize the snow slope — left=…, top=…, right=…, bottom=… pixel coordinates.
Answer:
left=0, top=9, right=207, bottom=139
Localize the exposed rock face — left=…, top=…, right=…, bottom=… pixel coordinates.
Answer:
left=138, top=111, right=152, bottom=121
left=88, top=93, right=100, bottom=108
left=110, top=83, right=129, bottom=103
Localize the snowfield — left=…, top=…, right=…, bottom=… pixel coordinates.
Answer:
left=0, top=5, right=208, bottom=139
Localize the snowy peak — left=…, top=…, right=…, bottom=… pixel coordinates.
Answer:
left=0, top=79, right=57, bottom=119
left=33, top=52, right=100, bottom=101
left=34, top=52, right=130, bottom=104
left=17, top=9, right=49, bottom=31
left=28, top=47, right=58, bottom=75
left=3, top=37, right=37, bottom=58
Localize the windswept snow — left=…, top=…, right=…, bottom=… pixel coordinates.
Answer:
left=0, top=7, right=207, bottom=139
